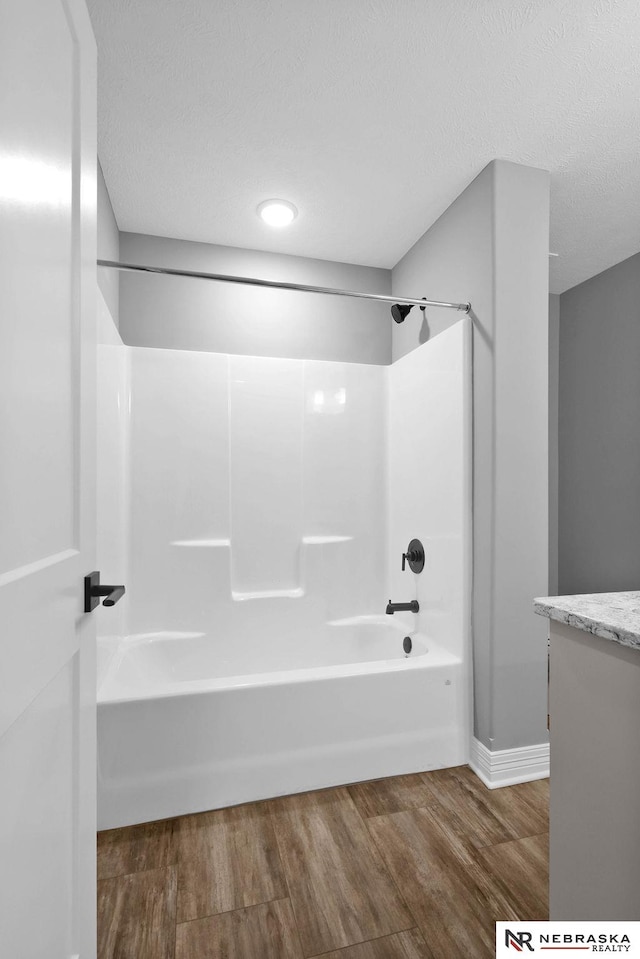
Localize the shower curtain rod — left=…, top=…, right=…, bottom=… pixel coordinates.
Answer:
left=97, top=259, right=471, bottom=313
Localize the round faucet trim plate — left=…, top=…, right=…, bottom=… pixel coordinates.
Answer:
left=402, top=538, right=425, bottom=574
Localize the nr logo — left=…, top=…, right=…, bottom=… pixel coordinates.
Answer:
left=505, top=929, right=535, bottom=951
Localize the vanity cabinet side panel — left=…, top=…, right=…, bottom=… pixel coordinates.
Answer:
left=549, top=620, right=640, bottom=920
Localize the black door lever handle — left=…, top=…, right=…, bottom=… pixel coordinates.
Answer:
left=84, top=571, right=126, bottom=612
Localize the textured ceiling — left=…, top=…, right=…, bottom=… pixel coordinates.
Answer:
left=88, top=0, right=640, bottom=293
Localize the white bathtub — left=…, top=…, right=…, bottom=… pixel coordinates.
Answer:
left=97, top=615, right=468, bottom=829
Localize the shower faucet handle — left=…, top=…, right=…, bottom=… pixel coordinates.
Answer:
left=401, top=539, right=425, bottom=574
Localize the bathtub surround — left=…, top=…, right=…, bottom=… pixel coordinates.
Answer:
left=96, top=307, right=470, bottom=828
left=126, top=350, right=386, bottom=633
left=387, top=333, right=471, bottom=667
left=118, top=232, right=392, bottom=364
left=98, top=162, right=120, bottom=326
left=228, top=356, right=305, bottom=600
left=98, top=158, right=551, bottom=800
left=393, top=159, right=550, bottom=771
left=96, top=293, right=129, bottom=650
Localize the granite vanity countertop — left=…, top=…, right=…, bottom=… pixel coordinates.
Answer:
left=534, top=591, right=640, bottom=651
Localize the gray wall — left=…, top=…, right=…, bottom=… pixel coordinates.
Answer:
left=118, top=233, right=392, bottom=364
left=558, top=252, right=640, bottom=594
left=97, top=161, right=120, bottom=325
left=549, top=293, right=560, bottom=594
left=393, top=160, right=550, bottom=753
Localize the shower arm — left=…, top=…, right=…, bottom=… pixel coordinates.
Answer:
left=97, top=260, right=471, bottom=313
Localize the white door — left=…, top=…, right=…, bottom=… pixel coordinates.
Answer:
left=0, top=0, right=97, bottom=956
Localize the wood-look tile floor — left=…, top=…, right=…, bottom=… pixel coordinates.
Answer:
left=97, top=766, right=549, bottom=959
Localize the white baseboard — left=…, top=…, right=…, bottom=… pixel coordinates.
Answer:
left=469, top=737, right=549, bottom=789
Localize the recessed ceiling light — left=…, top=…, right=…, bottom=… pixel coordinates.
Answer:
left=257, top=199, right=298, bottom=228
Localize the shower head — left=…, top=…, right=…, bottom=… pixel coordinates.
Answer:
left=391, top=303, right=413, bottom=324
left=391, top=299, right=427, bottom=323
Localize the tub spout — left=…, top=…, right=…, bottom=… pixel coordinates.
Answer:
left=386, top=599, right=419, bottom=615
